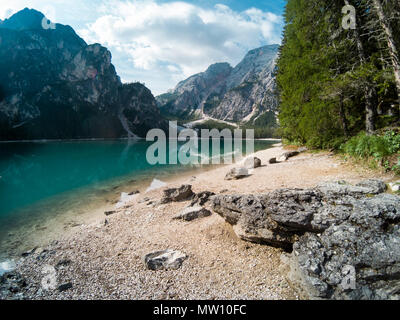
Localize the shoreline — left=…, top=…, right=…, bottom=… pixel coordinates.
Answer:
left=0, top=138, right=282, bottom=143
left=0, top=142, right=279, bottom=260
left=1, top=144, right=396, bottom=299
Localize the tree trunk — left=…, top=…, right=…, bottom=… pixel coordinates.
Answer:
left=372, top=0, right=400, bottom=111
left=365, top=87, right=376, bottom=133
left=344, top=0, right=376, bottom=134
left=339, top=94, right=349, bottom=137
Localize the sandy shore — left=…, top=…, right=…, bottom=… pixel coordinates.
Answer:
left=2, top=144, right=396, bottom=299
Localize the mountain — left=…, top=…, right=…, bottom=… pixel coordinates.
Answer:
left=0, top=8, right=167, bottom=140
left=157, top=44, right=279, bottom=125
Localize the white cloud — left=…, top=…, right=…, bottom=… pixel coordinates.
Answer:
left=0, top=0, right=283, bottom=95
left=79, top=0, right=283, bottom=95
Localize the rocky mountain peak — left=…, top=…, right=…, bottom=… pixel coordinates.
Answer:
left=0, top=9, right=166, bottom=140
left=0, top=8, right=45, bottom=30
left=227, top=44, right=279, bottom=89
left=157, top=44, right=280, bottom=124
left=204, top=62, right=232, bottom=77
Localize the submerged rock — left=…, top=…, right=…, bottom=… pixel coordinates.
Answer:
left=161, top=185, right=194, bottom=204
left=173, top=206, right=212, bottom=221
left=211, top=179, right=400, bottom=299
left=143, top=250, right=188, bottom=271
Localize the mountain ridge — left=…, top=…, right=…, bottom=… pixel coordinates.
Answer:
left=157, top=44, right=279, bottom=125
left=0, top=8, right=167, bottom=140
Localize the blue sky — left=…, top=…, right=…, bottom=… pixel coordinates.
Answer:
left=0, top=1, right=286, bottom=95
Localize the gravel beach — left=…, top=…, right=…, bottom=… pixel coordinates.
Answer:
left=1, top=144, right=396, bottom=300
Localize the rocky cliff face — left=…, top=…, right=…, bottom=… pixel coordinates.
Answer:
left=0, top=8, right=167, bottom=140
left=157, top=44, right=279, bottom=124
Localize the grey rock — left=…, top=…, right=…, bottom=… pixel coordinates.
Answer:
left=290, top=194, right=400, bottom=300
left=161, top=185, right=194, bottom=204
left=211, top=179, right=400, bottom=299
left=104, top=210, right=116, bottom=216
left=58, top=282, right=73, bottom=292
left=269, top=157, right=278, bottom=164
left=21, top=247, right=37, bottom=257
left=143, top=250, right=188, bottom=271
left=297, top=147, right=308, bottom=153
left=244, top=157, right=262, bottom=169
left=389, top=181, right=400, bottom=192
left=277, top=151, right=299, bottom=162
left=190, top=191, right=215, bottom=206
left=0, top=272, right=27, bottom=298
left=173, top=206, right=212, bottom=221
left=224, top=167, right=249, bottom=181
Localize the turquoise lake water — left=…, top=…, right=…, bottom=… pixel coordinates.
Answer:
left=0, top=139, right=277, bottom=252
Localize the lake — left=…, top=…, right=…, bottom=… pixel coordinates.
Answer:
left=0, top=139, right=278, bottom=257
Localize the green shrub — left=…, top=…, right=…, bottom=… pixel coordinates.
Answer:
left=341, top=130, right=400, bottom=173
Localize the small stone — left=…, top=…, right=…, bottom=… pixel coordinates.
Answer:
left=58, top=282, right=73, bottom=292
left=190, top=191, right=215, bottom=206
left=389, top=181, right=400, bottom=192
left=143, top=250, right=188, bottom=271
left=161, top=185, right=194, bottom=204
left=244, top=157, right=262, bottom=169
left=224, top=167, right=249, bottom=180
left=104, top=210, right=116, bottom=216
left=277, top=151, right=299, bottom=162
left=269, top=157, right=278, bottom=164
left=173, top=206, right=212, bottom=221
left=21, top=248, right=37, bottom=257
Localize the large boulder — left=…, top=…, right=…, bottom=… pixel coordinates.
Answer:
left=211, top=179, right=400, bottom=299
left=160, top=185, right=194, bottom=204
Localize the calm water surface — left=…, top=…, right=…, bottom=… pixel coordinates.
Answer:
left=0, top=139, right=278, bottom=255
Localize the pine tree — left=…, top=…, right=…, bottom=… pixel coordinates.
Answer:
left=277, top=0, right=399, bottom=147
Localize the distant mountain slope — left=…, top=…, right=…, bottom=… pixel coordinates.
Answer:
left=157, top=62, right=232, bottom=120
left=0, top=8, right=167, bottom=140
left=157, top=44, right=279, bottom=125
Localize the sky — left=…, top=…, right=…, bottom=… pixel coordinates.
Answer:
left=0, top=0, right=286, bottom=95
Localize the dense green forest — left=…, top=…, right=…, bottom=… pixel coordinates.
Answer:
left=277, top=0, right=400, bottom=149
